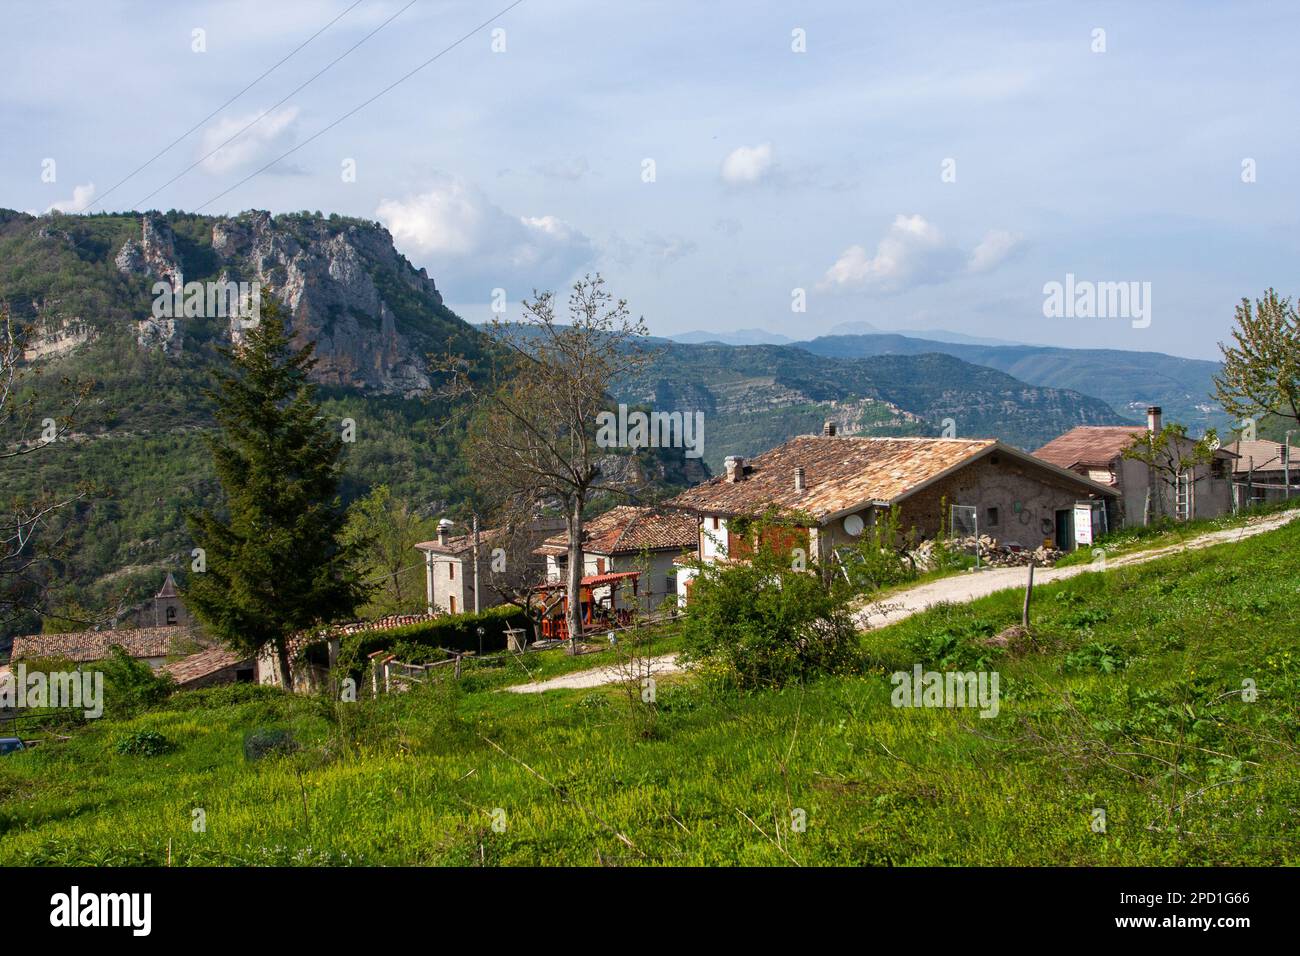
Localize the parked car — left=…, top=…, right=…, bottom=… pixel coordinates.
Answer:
left=0, top=736, right=26, bottom=755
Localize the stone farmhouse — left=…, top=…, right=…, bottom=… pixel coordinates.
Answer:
left=1034, top=407, right=1235, bottom=525
left=669, top=423, right=1119, bottom=603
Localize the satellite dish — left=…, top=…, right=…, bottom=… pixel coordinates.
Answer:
left=843, top=514, right=864, bottom=537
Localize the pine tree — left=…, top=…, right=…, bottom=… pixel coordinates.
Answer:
left=186, top=300, right=365, bottom=689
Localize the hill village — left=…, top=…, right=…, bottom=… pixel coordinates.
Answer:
left=7, top=406, right=1293, bottom=694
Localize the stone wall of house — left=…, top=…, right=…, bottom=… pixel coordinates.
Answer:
left=896, top=453, right=1113, bottom=549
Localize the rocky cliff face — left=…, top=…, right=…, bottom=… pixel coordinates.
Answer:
left=113, top=211, right=450, bottom=395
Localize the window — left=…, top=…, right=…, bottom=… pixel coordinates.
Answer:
left=986, top=507, right=999, bottom=527
left=666, top=575, right=676, bottom=594
left=1211, top=458, right=1227, bottom=479
left=711, top=517, right=719, bottom=530
left=448, top=562, right=454, bottom=580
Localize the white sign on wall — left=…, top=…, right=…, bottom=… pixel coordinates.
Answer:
left=1074, top=503, right=1096, bottom=546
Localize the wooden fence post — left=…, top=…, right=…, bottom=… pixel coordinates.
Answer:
left=1022, top=559, right=1035, bottom=628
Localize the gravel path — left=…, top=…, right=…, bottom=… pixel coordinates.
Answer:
left=503, top=653, right=682, bottom=694
left=856, top=509, right=1299, bottom=631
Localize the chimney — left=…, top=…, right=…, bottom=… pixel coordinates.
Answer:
left=437, top=517, right=454, bottom=546
left=823, top=419, right=837, bottom=437
left=1146, top=406, right=1162, bottom=434
left=794, top=466, right=806, bottom=492
left=724, top=455, right=744, bottom=482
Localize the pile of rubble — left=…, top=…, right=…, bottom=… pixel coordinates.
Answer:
left=910, top=535, right=1062, bottom=570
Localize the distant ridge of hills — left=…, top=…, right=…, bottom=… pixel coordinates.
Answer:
left=795, top=333, right=1225, bottom=432
left=666, top=321, right=1023, bottom=348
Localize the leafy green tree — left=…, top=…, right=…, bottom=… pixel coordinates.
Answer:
left=342, top=485, right=432, bottom=617
left=186, top=300, right=366, bottom=690
left=1215, top=289, right=1300, bottom=429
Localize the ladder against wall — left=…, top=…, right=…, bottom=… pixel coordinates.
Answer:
left=1174, top=471, right=1192, bottom=521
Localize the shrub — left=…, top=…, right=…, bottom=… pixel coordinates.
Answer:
left=243, top=727, right=299, bottom=761
left=114, top=730, right=174, bottom=756
left=98, top=646, right=175, bottom=715
left=840, top=506, right=918, bottom=594
left=681, top=513, right=861, bottom=689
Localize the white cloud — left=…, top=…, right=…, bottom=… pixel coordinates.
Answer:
left=821, top=216, right=1022, bottom=293
left=820, top=214, right=955, bottom=292
left=377, top=174, right=595, bottom=301
left=721, top=143, right=774, bottom=185
left=967, top=229, right=1024, bottom=273
left=45, top=182, right=96, bottom=213
left=198, top=106, right=301, bottom=175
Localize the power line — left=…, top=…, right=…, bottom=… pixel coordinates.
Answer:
left=85, top=0, right=368, bottom=213
left=194, top=0, right=527, bottom=213
left=134, top=0, right=420, bottom=210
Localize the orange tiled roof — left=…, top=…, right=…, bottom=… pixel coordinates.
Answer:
left=1033, top=426, right=1149, bottom=469
left=11, top=625, right=186, bottom=663
left=536, top=506, right=697, bottom=557
left=161, top=647, right=252, bottom=687
left=668, top=436, right=1009, bottom=520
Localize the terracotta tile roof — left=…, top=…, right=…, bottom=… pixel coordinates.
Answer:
left=161, top=647, right=252, bottom=687
left=1223, top=439, right=1300, bottom=475
left=1034, top=426, right=1147, bottom=469
left=536, top=506, right=697, bottom=556
left=1037, top=426, right=1238, bottom=471
left=413, top=527, right=505, bottom=557
left=669, top=436, right=1009, bottom=520
left=11, top=625, right=186, bottom=663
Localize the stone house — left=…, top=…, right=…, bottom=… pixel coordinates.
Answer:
left=10, top=625, right=191, bottom=669
left=669, top=423, right=1119, bottom=603
left=1221, top=438, right=1300, bottom=504
left=1034, top=407, right=1235, bottom=525
left=414, top=518, right=564, bottom=616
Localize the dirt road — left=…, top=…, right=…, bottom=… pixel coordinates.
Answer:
left=856, top=509, right=1299, bottom=631
left=503, top=653, right=682, bottom=694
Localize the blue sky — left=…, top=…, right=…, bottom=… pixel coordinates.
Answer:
left=2, top=0, right=1297, bottom=359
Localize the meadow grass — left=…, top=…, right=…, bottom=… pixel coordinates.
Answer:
left=2, top=521, right=1297, bottom=866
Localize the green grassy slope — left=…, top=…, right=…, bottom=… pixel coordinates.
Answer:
left=2, top=518, right=1296, bottom=865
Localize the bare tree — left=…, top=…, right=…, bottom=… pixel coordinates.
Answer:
left=438, top=275, right=653, bottom=653
left=1214, top=288, right=1300, bottom=430
left=0, top=307, right=91, bottom=632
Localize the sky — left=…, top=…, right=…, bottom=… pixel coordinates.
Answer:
left=2, top=0, right=1297, bottom=360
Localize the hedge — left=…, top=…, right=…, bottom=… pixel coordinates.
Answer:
left=340, top=605, right=533, bottom=663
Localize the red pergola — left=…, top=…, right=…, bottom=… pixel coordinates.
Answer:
left=533, top=571, right=640, bottom=640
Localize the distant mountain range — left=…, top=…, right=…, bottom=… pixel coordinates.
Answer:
left=613, top=341, right=1126, bottom=470
left=796, top=333, right=1225, bottom=434
left=667, top=321, right=1022, bottom=348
